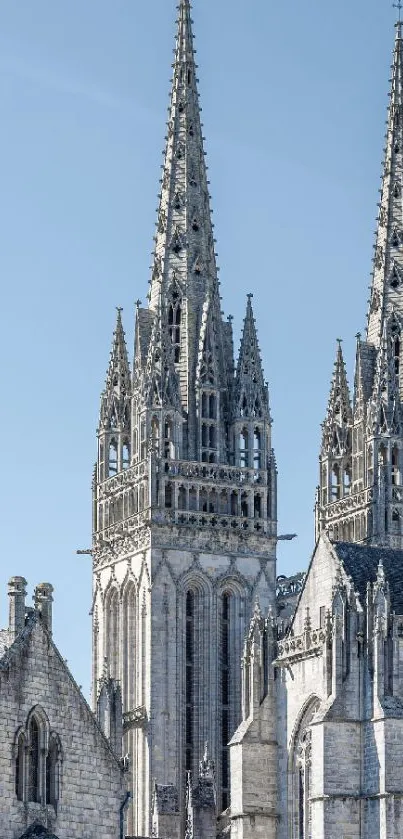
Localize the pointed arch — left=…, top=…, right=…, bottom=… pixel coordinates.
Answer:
left=105, top=586, right=120, bottom=682
left=122, top=580, right=137, bottom=712
left=288, top=696, right=321, bottom=839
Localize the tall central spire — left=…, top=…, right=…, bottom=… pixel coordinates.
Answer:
left=367, top=22, right=403, bottom=345
left=149, top=0, right=218, bottom=314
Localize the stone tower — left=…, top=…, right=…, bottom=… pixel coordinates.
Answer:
left=91, top=2, right=277, bottom=834
left=316, top=22, right=403, bottom=548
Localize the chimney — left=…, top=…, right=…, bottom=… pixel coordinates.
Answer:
left=34, top=583, right=54, bottom=634
left=8, top=576, right=27, bottom=641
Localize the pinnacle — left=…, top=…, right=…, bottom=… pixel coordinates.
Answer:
left=233, top=295, right=270, bottom=421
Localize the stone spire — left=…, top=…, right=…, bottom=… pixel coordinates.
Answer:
left=147, top=0, right=224, bottom=426
left=321, top=341, right=352, bottom=455
left=100, top=309, right=131, bottom=429
left=234, top=295, right=270, bottom=421
left=367, top=22, right=403, bottom=345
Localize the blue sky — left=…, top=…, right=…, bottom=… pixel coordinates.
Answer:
left=0, top=0, right=396, bottom=697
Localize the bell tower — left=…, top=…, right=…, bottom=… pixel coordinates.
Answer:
left=91, top=3, right=277, bottom=834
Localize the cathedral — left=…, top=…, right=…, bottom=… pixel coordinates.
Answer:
left=4, top=2, right=403, bottom=839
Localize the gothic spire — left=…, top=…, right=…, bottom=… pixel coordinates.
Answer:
left=234, top=295, right=270, bottom=420
left=149, top=0, right=219, bottom=321
left=321, top=341, right=352, bottom=454
left=100, top=309, right=131, bottom=429
left=367, top=22, right=403, bottom=345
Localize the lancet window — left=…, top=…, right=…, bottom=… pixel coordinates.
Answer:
left=15, top=710, right=61, bottom=807
left=392, top=446, right=400, bottom=485
left=106, top=588, right=120, bottom=681
left=108, top=440, right=118, bottom=476
left=168, top=287, right=182, bottom=364
left=185, top=591, right=195, bottom=773
left=123, top=583, right=136, bottom=712
left=253, top=428, right=262, bottom=470
left=331, top=464, right=341, bottom=501
left=239, top=429, right=249, bottom=468
left=291, top=699, right=319, bottom=839
left=221, top=592, right=231, bottom=811
left=122, top=441, right=130, bottom=469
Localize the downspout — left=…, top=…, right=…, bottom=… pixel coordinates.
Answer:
left=120, top=791, right=131, bottom=839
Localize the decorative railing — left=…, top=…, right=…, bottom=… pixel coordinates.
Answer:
left=276, top=625, right=329, bottom=664
left=324, top=488, right=373, bottom=520
left=123, top=706, right=148, bottom=731
left=161, top=459, right=268, bottom=487
left=95, top=506, right=275, bottom=539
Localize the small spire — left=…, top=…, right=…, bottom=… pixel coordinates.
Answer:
left=321, top=340, right=352, bottom=454
left=100, top=309, right=131, bottom=428
left=233, top=295, right=270, bottom=421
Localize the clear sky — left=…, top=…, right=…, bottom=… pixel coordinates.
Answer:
left=0, top=0, right=396, bottom=698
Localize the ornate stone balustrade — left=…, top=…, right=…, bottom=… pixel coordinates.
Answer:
left=324, top=488, right=373, bottom=520
left=161, top=459, right=268, bottom=487
left=123, top=705, right=148, bottom=731
left=276, top=625, right=329, bottom=665
left=94, top=506, right=275, bottom=540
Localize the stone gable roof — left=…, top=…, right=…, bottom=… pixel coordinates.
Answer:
left=333, top=541, right=403, bottom=614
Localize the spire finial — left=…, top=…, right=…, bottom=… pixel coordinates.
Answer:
left=394, top=1, right=402, bottom=24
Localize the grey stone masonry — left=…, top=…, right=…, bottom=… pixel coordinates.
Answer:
left=92, top=1, right=277, bottom=835
left=0, top=582, right=125, bottom=839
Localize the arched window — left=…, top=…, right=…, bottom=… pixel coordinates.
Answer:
left=123, top=583, right=136, bottom=712
left=108, top=440, right=118, bottom=477
left=107, top=589, right=119, bottom=682
left=290, top=699, right=320, bottom=839
left=202, top=393, right=208, bottom=418
left=28, top=717, right=40, bottom=803
left=331, top=464, right=341, bottom=500
left=253, top=428, right=262, bottom=470
left=185, top=591, right=195, bottom=773
left=178, top=486, right=186, bottom=511
left=394, top=336, right=400, bottom=377
left=241, top=492, right=249, bottom=518
left=239, top=429, right=249, bottom=468
left=46, top=736, right=60, bottom=805
left=379, top=444, right=387, bottom=467
left=343, top=463, right=352, bottom=496
left=15, top=732, right=25, bottom=801
left=122, top=442, right=130, bottom=469
left=151, top=417, right=160, bottom=454
left=165, top=482, right=173, bottom=509
left=164, top=419, right=174, bottom=460
left=168, top=291, right=182, bottom=364
left=221, top=593, right=231, bottom=811
left=392, top=445, right=400, bottom=485
left=209, top=394, right=216, bottom=419
left=254, top=494, right=262, bottom=519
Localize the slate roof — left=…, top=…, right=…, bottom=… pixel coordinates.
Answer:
left=333, top=541, right=403, bottom=614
